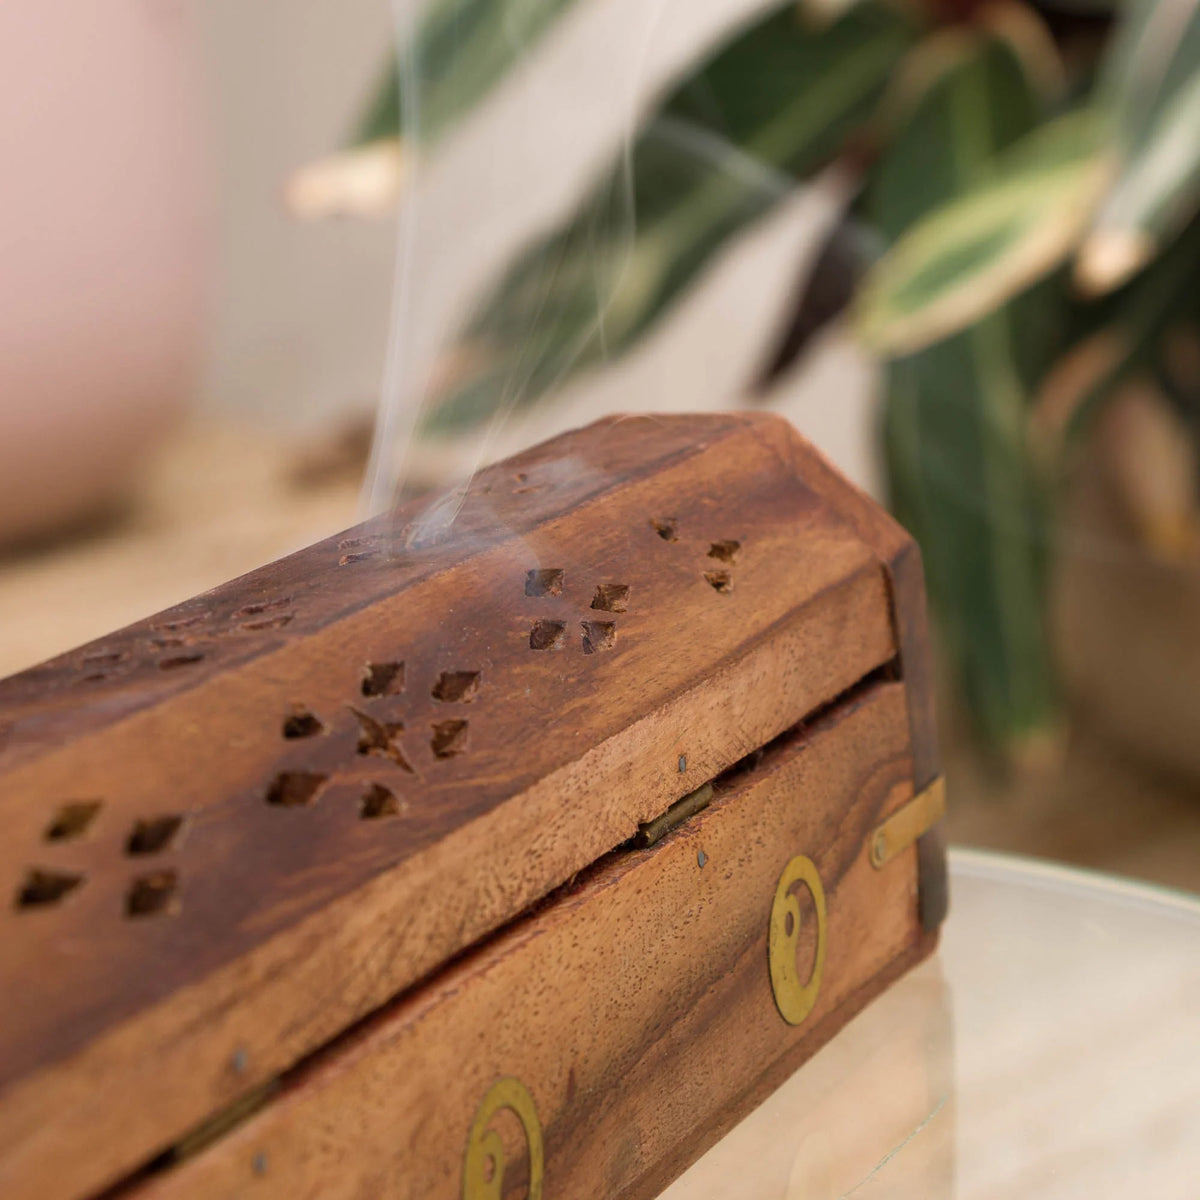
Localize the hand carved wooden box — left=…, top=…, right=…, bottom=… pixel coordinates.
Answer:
left=0, top=413, right=947, bottom=1200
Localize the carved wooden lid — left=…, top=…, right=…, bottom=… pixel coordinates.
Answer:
left=0, top=413, right=905, bottom=1200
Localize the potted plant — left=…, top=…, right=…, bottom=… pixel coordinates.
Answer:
left=293, top=0, right=1200, bottom=774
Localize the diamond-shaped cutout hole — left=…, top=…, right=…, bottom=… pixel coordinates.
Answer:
left=590, top=584, right=630, bottom=613
left=651, top=517, right=678, bottom=542
left=708, top=540, right=740, bottom=564
left=362, top=661, right=404, bottom=697
left=126, top=815, right=185, bottom=856
left=82, top=650, right=124, bottom=667
left=704, top=570, right=733, bottom=594
left=266, top=771, right=327, bottom=807
left=353, top=711, right=414, bottom=772
left=432, top=671, right=481, bottom=703
left=360, top=784, right=403, bottom=819
left=282, top=707, right=324, bottom=739
left=15, top=868, right=83, bottom=910
left=44, top=801, right=102, bottom=843
left=530, top=620, right=566, bottom=651
left=525, top=569, right=564, bottom=598
left=241, top=614, right=294, bottom=632
left=159, top=653, right=205, bottom=670
left=582, top=621, right=617, bottom=654
left=235, top=598, right=291, bottom=618
left=154, top=613, right=209, bottom=633
left=431, top=720, right=469, bottom=759
left=126, top=871, right=178, bottom=918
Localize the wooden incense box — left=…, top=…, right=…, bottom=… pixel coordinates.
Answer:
left=0, top=413, right=947, bottom=1200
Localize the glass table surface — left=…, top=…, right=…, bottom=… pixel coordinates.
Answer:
left=661, top=848, right=1200, bottom=1199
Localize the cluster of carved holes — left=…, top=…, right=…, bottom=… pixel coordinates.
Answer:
left=76, top=599, right=298, bottom=684
left=704, top=541, right=739, bottom=594
left=526, top=571, right=627, bottom=654
left=13, top=802, right=184, bottom=917
left=652, top=519, right=741, bottom=594
left=268, top=663, right=481, bottom=814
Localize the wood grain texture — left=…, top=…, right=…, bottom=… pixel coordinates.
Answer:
left=0, top=414, right=904, bottom=1200
left=127, top=680, right=932, bottom=1200
left=765, top=431, right=947, bottom=927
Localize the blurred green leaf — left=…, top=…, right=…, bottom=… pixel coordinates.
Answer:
left=870, top=33, right=1061, bottom=751
left=857, top=109, right=1106, bottom=355
left=1079, top=71, right=1200, bottom=290
left=423, top=2, right=917, bottom=433
left=1035, top=213, right=1200, bottom=449
left=354, top=0, right=581, bottom=148
left=1076, top=0, right=1200, bottom=288
left=1098, top=0, right=1200, bottom=145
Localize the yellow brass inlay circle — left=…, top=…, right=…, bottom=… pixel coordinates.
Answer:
left=768, top=855, right=828, bottom=1027
left=463, top=1077, right=544, bottom=1200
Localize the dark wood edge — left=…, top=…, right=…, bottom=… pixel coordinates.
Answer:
left=754, top=424, right=948, bottom=932
left=881, top=541, right=949, bottom=932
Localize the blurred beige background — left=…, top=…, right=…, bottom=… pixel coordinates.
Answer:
left=193, top=0, right=879, bottom=499
left=197, top=0, right=395, bottom=428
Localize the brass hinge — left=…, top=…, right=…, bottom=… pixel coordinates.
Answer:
left=869, top=777, right=946, bottom=869
left=632, top=783, right=715, bottom=848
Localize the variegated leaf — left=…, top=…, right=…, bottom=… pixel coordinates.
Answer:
left=1079, top=70, right=1200, bottom=292
left=423, top=2, right=916, bottom=433
left=355, top=0, right=581, bottom=147
left=858, top=110, right=1108, bottom=356
left=1034, top=215, right=1200, bottom=451
left=870, top=31, right=1062, bottom=750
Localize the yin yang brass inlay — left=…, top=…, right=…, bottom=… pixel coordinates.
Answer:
left=463, top=1076, right=544, bottom=1200
left=768, top=855, right=828, bottom=1027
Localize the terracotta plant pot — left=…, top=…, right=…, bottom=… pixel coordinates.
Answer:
left=0, top=0, right=210, bottom=546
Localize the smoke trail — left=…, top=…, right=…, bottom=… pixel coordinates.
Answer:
left=361, top=0, right=425, bottom=524
left=363, top=0, right=677, bottom=545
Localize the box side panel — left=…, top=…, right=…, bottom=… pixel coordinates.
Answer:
left=126, top=681, right=929, bottom=1200
left=762, top=424, right=948, bottom=930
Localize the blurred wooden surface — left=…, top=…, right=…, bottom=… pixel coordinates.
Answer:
left=0, top=421, right=1197, bottom=898
left=0, top=422, right=361, bottom=679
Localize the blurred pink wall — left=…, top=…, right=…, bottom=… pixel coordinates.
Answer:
left=0, top=0, right=211, bottom=544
